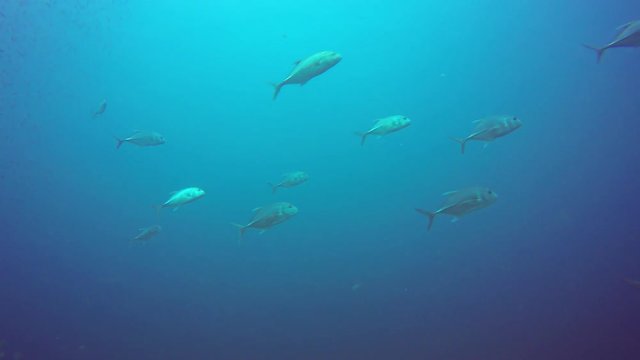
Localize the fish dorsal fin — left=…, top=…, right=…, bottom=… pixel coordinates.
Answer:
left=472, top=119, right=483, bottom=124
left=169, top=191, right=177, bottom=195
left=293, top=60, right=301, bottom=66
left=615, top=20, right=637, bottom=38
left=441, top=190, right=458, bottom=196
left=252, top=207, right=262, bottom=212
left=616, top=20, right=636, bottom=31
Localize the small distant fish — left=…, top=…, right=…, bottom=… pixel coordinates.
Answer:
left=115, top=131, right=165, bottom=149
left=356, top=115, right=411, bottom=145
left=156, top=187, right=205, bottom=212
left=415, top=187, right=498, bottom=230
left=271, top=50, right=342, bottom=100
left=93, top=99, right=107, bottom=118
left=131, top=225, right=162, bottom=241
left=232, top=202, right=298, bottom=238
left=268, top=171, right=309, bottom=193
left=624, top=278, right=640, bottom=289
left=452, top=115, right=522, bottom=154
left=584, top=20, right=640, bottom=63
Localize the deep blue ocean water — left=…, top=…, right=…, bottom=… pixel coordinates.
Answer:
left=2, top=0, right=640, bottom=359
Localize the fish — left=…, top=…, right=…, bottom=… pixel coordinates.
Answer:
left=355, top=115, right=411, bottom=145
left=268, top=171, right=309, bottom=193
left=232, top=202, right=298, bottom=238
left=115, top=131, right=165, bottom=149
left=452, top=115, right=522, bottom=154
left=271, top=51, right=342, bottom=100
left=415, top=186, right=498, bottom=230
left=624, top=278, right=640, bottom=289
left=156, top=187, right=205, bottom=212
left=584, top=20, right=640, bottom=63
left=131, top=225, right=162, bottom=241
left=93, top=99, right=107, bottom=118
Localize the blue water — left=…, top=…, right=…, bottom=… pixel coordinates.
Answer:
left=2, top=0, right=640, bottom=359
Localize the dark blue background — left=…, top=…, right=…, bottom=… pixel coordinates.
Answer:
left=1, top=0, right=640, bottom=359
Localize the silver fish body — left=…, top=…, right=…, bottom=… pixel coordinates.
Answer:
left=453, top=115, right=521, bottom=153
left=269, top=171, right=309, bottom=193
left=416, top=187, right=497, bottom=230
left=356, top=115, right=411, bottom=145
left=272, top=51, right=342, bottom=100
left=132, top=225, right=162, bottom=241
left=233, top=202, right=298, bottom=238
left=584, top=20, right=640, bottom=62
left=116, top=131, right=166, bottom=149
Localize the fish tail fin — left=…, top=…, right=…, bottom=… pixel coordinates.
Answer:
left=268, top=182, right=278, bottom=194
left=271, top=82, right=283, bottom=100
left=450, top=137, right=467, bottom=154
left=415, top=208, right=437, bottom=231
left=114, top=137, right=124, bottom=149
left=582, top=44, right=605, bottom=63
left=231, top=223, right=247, bottom=243
left=354, top=132, right=368, bottom=146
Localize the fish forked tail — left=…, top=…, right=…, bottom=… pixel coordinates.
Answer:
left=450, top=137, right=467, bottom=154
left=271, top=82, right=283, bottom=100
left=268, top=182, right=279, bottom=194
left=354, top=132, right=368, bottom=146
left=231, top=223, right=248, bottom=243
left=114, top=136, right=125, bottom=149
left=415, top=208, right=437, bottom=231
left=582, top=44, right=606, bottom=63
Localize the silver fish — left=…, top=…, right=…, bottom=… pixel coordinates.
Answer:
left=584, top=20, right=640, bottom=63
left=415, top=187, right=498, bottom=230
left=132, top=225, right=162, bottom=241
left=268, top=171, right=309, bottom=193
left=93, top=99, right=107, bottom=118
left=115, top=131, right=166, bottom=149
left=356, top=115, right=411, bottom=145
left=232, top=202, right=298, bottom=238
left=452, top=115, right=522, bottom=154
left=272, top=51, right=342, bottom=100
left=157, top=187, right=205, bottom=212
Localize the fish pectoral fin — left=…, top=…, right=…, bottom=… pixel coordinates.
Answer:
left=450, top=217, right=460, bottom=223
left=259, top=230, right=267, bottom=235
left=441, top=190, right=459, bottom=196
left=252, top=207, right=262, bottom=212
left=172, top=206, right=180, bottom=212
left=293, top=59, right=301, bottom=65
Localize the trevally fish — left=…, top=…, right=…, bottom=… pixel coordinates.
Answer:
left=93, top=99, right=107, bottom=118
left=452, top=115, right=522, bottom=154
left=356, top=115, right=411, bottom=145
left=232, top=202, right=298, bottom=238
left=271, top=51, right=342, bottom=100
left=156, top=187, right=205, bottom=212
left=584, top=20, right=640, bottom=63
left=115, top=131, right=166, bottom=149
left=415, top=186, right=497, bottom=230
left=131, top=225, right=162, bottom=241
left=268, top=171, right=309, bottom=193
